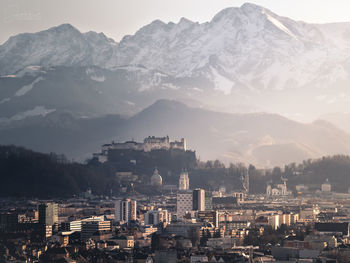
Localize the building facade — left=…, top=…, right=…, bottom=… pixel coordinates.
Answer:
left=151, top=168, right=163, bottom=186
left=179, top=170, right=190, bottom=190
left=205, top=192, right=213, bottom=210
left=38, top=202, right=58, bottom=227
left=321, top=178, right=331, bottom=192
left=266, top=179, right=292, bottom=197
left=61, top=220, right=82, bottom=232
left=177, top=191, right=193, bottom=220
left=81, top=220, right=111, bottom=240
left=144, top=209, right=169, bottom=225
left=94, top=136, right=187, bottom=162
left=193, top=188, right=205, bottom=211
left=115, top=199, right=137, bottom=223
left=197, top=211, right=219, bottom=228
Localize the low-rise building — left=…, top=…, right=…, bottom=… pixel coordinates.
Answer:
left=314, top=222, right=350, bottom=236
left=109, top=236, right=134, bottom=249
left=81, top=219, right=111, bottom=240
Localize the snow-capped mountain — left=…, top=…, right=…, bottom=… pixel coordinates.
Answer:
left=0, top=24, right=116, bottom=75
left=1, top=3, right=350, bottom=165
left=1, top=3, right=349, bottom=81
left=2, top=3, right=350, bottom=115
left=1, top=3, right=350, bottom=122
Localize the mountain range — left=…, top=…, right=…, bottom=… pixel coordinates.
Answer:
left=0, top=99, right=350, bottom=167
left=1, top=3, right=350, bottom=166
left=2, top=3, right=350, bottom=120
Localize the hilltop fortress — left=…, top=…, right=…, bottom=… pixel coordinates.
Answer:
left=94, top=136, right=187, bottom=163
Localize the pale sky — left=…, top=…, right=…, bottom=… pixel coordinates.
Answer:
left=2, top=0, right=350, bottom=44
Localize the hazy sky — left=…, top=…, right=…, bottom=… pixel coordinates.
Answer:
left=2, top=0, right=350, bottom=44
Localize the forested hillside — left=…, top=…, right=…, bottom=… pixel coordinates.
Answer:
left=2, top=144, right=350, bottom=197
left=0, top=145, right=109, bottom=197
left=250, top=155, right=350, bottom=193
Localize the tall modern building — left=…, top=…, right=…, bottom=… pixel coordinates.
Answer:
left=193, top=188, right=205, bottom=211
left=115, top=199, right=137, bottom=223
left=205, top=192, right=213, bottom=210
left=177, top=190, right=193, bottom=220
left=38, top=202, right=58, bottom=226
left=243, top=170, right=249, bottom=194
left=144, top=209, right=169, bottom=226
left=61, top=220, right=82, bottom=232
left=179, top=170, right=190, bottom=190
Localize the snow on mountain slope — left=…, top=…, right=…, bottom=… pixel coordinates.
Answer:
left=111, top=2, right=341, bottom=88
left=0, top=24, right=116, bottom=75
left=317, top=22, right=350, bottom=48
left=1, top=3, right=350, bottom=122
left=15, top=77, right=44, bottom=96
left=0, top=65, right=198, bottom=122
left=0, top=3, right=348, bottom=85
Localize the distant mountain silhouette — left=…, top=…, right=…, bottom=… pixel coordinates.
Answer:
left=1, top=100, right=350, bottom=166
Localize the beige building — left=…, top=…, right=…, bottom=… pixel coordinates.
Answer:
left=268, top=213, right=298, bottom=230
left=115, top=198, right=137, bottom=223
left=144, top=208, right=169, bottom=225
left=179, top=170, right=190, bottom=190
left=109, top=236, right=134, bottom=249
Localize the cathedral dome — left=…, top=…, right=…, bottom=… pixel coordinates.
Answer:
left=151, top=168, right=162, bottom=186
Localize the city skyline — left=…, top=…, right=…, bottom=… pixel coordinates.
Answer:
left=2, top=1, right=350, bottom=261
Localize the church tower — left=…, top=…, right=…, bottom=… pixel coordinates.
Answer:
left=151, top=167, right=162, bottom=186
left=179, top=170, right=189, bottom=190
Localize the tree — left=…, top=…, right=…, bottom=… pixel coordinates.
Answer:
left=200, top=230, right=208, bottom=246
left=151, top=233, right=160, bottom=252
left=206, top=161, right=213, bottom=169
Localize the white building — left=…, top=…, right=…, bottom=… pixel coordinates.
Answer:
left=266, top=178, right=292, bottom=197
left=61, top=220, right=82, bottom=232
left=94, top=136, right=187, bottom=162
left=143, top=136, right=186, bottom=152
left=268, top=213, right=294, bottom=230
left=321, top=178, right=331, bottom=192
left=177, top=190, right=193, bottom=220
left=151, top=168, right=162, bottom=186
left=81, top=219, right=111, bottom=240
left=179, top=170, right=190, bottom=190
left=115, top=199, right=137, bottom=223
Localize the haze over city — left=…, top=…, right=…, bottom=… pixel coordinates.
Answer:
left=2, top=1, right=350, bottom=262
